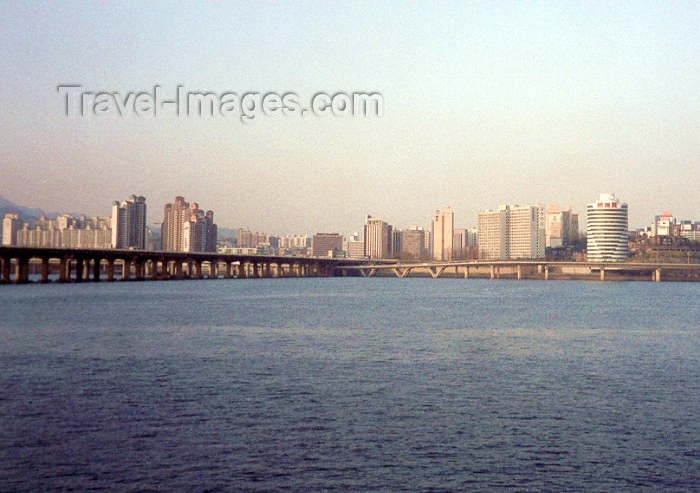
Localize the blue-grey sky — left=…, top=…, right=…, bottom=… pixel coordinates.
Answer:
left=0, top=0, right=698, bottom=234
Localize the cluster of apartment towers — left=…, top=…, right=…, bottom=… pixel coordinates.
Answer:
left=353, top=204, right=579, bottom=262
left=2, top=195, right=218, bottom=254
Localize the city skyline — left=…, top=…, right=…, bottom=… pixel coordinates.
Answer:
left=1, top=191, right=698, bottom=242
left=1, top=1, right=698, bottom=233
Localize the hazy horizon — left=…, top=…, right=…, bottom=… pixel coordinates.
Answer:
left=1, top=1, right=698, bottom=234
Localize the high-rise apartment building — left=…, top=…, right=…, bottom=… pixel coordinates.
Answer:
left=509, top=205, right=545, bottom=259
left=364, top=215, right=392, bottom=259
left=161, top=196, right=189, bottom=252
left=478, top=204, right=545, bottom=260
left=432, top=207, right=454, bottom=261
left=478, top=207, right=507, bottom=260
left=2, top=213, right=21, bottom=246
left=587, top=193, right=628, bottom=262
left=111, top=195, right=147, bottom=249
left=183, top=206, right=217, bottom=253
left=161, top=197, right=217, bottom=252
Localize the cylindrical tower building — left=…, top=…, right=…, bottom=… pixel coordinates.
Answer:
left=586, top=193, right=628, bottom=262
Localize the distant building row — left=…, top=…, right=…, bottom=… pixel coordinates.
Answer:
left=2, top=195, right=148, bottom=250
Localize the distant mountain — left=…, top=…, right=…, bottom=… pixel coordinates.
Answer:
left=0, top=195, right=82, bottom=242
left=0, top=195, right=48, bottom=222
left=217, top=227, right=237, bottom=239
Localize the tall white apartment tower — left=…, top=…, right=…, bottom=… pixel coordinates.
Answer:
left=432, top=207, right=454, bottom=261
left=508, top=205, right=545, bottom=259
left=587, top=193, right=628, bottom=262
left=478, top=207, right=508, bottom=260
left=2, top=213, right=21, bottom=246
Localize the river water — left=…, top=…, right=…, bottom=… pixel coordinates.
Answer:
left=1, top=278, right=698, bottom=491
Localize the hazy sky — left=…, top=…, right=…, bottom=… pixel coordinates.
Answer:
left=0, top=0, right=698, bottom=234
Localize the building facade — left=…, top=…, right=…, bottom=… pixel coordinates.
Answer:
left=477, top=208, right=507, bottom=260
left=586, top=193, right=629, bottom=262
left=432, top=207, right=454, bottom=261
left=509, top=205, right=545, bottom=259
left=161, top=197, right=217, bottom=252
left=391, top=229, right=402, bottom=259
left=15, top=214, right=112, bottom=249
left=2, top=213, right=21, bottom=246
left=478, top=204, right=545, bottom=260
left=312, top=233, right=343, bottom=257
left=111, top=195, right=147, bottom=249
left=364, top=215, right=392, bottom=259
left=400, top=226, right=426, bottom=260
left=466, top=228, right=478, bottom=247
left=545, top=204, right=578, bottom=248
left=161, top=196, right=189, bottom=251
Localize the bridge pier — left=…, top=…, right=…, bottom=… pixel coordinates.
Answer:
left=16, top=257, right=30, bottom=284
left=464, top=266, right=469, bottom=279
left=91, top=259, right=99, bottom=281
left=655, top=268, right=662, bottom=282
left=122, top=260, right=131, bottom=281
left=75, top=258, right=84, bottom=283
left=106, top=259, right=114, bottom=282
left=1, top=257, right=10, bottom=283
left=544, top=266, right=549, bottom=280
left=600, top=268, right=605, bottom=281
left=490, top=265, right=495, bottom=279
left=58, top=258, right=68, bottom=282
left=40, top=258, right=50, bottom=283
left=517, top=265, right=522, bottom=280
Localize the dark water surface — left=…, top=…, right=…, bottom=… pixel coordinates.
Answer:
left=1, top=279, right=698, bottom=492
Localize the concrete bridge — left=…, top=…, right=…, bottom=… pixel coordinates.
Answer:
left=0, top=246, right=388, bottom=284
left=2, top=247, right=698, bottom=284
left=336, top=260, right=700, bottom=282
